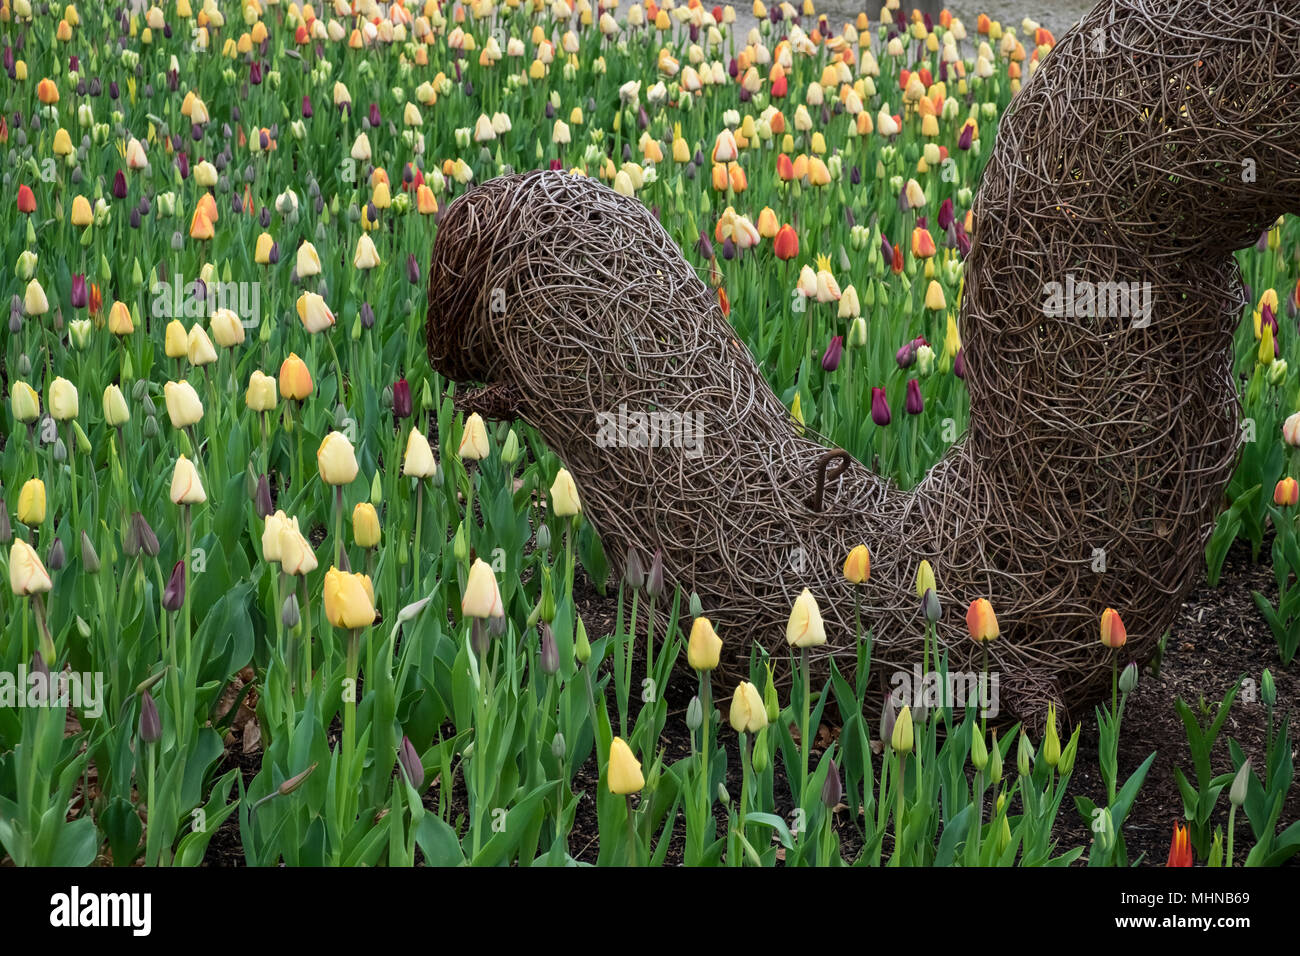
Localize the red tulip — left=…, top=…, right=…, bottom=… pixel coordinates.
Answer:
left=1100, top=607, right=1127, bottom=648
left=17, top=184, right=35, bottom=214
left=773, top=224, right=799, bottom=260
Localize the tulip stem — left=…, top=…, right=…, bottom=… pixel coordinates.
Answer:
left=342, top=628, right=360, bottom=828
left=625, top=794, right=638, bottom=866
left=300, top=576, right=312, bottom=698
left=182, top=505, right=194, bottom=698
left=699, top=671, right=712, bottom=813
left=800, top=646, right=811, bottom=808
left=1110, top=652, right=1118, bottom=717
left=413, top=481, right=424, bottom=586
left=333, top=485, right=344, bottom=570
left=893, top=754, right=906, bottom=866
left=735, top=730, right=751, bottom=866
left=66, top=422, right=79, bottom=531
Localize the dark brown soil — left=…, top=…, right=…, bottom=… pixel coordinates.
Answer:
left=200, top=533, right=1299, bottom=866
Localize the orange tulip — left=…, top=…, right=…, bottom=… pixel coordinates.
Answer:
left=1276, top=477, right=1299, bottom=507
left=1099, top=608, right=1127, bottom=649
left=279, top=352, right=314, bottom=401
left=777, top=153, right=795, bottom=182
left=912, top=227, right=937, bottom=259
left=966, top=598, right=999, bottom=643
left=1166, top=821, right=1193, bottom=867
left=774, top=224, right=799, bottom=261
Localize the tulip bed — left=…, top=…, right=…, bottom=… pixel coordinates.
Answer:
left=0, top=0, right=1297, bottom=868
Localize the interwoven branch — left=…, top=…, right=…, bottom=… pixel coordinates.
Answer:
left=427, top=0, right=1300, bottom=722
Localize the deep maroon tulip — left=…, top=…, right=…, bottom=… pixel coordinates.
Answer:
left=360, top=301, right=375, bottom=329
left=255, top=474, right=273, bottom=519
left=822, top=335, right=844, bottom=372
left=905, top=379, right=924, bottom=415
left=393, top=379, right=412, bottom=420
left=70, top=274, right=87, bottom=309
left=958, top=123, right=974, bottom=151
left=548, top=158, right=563, bottom=171
left=301, top=94, right=313, bottom=118
left=937, top=198, right=954, bottom=232
left=250, top=62, right=263, bottom=85
left=398, top=736, right=423, bottom=788
left=871, top=387, right=892, bottom=427
left=954, top=348, right=966, bottom=379
left=112, top=169, right=127, bottom=199
left=139, top=692, right=162, bottom=744
left=162, top=560, right=186, bottom=612
left=406, top=253, right=420, bottom=284
left=881, top=236, right=893, bottom=263
left=728, top=57, right=739, bottom=77
left=368, top=103, right=381, bottom=127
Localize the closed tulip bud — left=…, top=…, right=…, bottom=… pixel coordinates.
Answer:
left=687, top=616, right=722, bottom=671
left=647, top=549, right=665, bottom=599
left=608, top=736, right=645, bottom=794
left=729, top=680, right=768, bottom=733
left=575, top=614, right=591, bottom=664
left=1043, top=703, right=1061, bottom=767
left=322, top=567, right=377, bottom=629
left=279, top=527, right=319, bottom=577
left=403, top=427, right=438, bottom=478
left=870, top=386, right=891, bottom=426
left=1283, top=411, right=1300, bottom=447
left=163, top=380, right=204, bottom=428
left=49, top=376, right=79, bottom=420
left=843, top=544, right=871, bottom=583
left=352, top=503, right=381, bottom=549
left=1262, top=669, right=1275, bottom=708
left=500, top=429, right=521, bottom=465
left=1100, top=607, right=1126, bottom=648
left=281, top=592, right=301, bottom=629
left=9, top=541, right=52, bottom=599
left=17, top=478, right=46, bottom=526
left=966, top=598, right=999, bottom=642
left=458, top=412, right=490, bottom=460
left=11, top=381, right=40, bottom=423
left=462, top=558, right=504, bottom=619
left=187, top=325, right=218, bottom=366
left=245, top=370, right=277, bottom=412
left=971, top=727, right=989, bottom=770
left=987, top=730, right=1003, bottom=783
left=164, top=320, right=188, bottom=359
left=78, top=531, right=100, bottom=574
left=1017, top=731, right=1033, bottom=776
left=539, top=623, right=560, bottom=674
left=686, top=695, right=703, bottom=732
left=751, top=727, right=770, bottom=773
left=1230, top=759, right=1251, bottom=808
left=44, top=536, right=66, bottom=572
left=130, top=511, right=160, bottom=557
left=624, top=546, right=646, bottom=590
left=170, top=454, right=207, bottom=504
left=317, top=431, right=359, bottom=485
left=821, top=758, right=843, bottom=808
left=549, top=468, right=582, bottom=517
left=162, top=559, right=186, bottom=611
left=786, top=588, right=827, bottom=647
left=891, top=704, right=914, bottom=754
left=138, top=692, right=162, bottom=744
left=1118, top=661, right=1139, bottom=695
left=922, top=587, right=941, bottom=622
left=763, top=665, right=780, bottom=722
left=397, top=736, right=424, bottom=789
left=1059, top=725, right=1081, bottom=776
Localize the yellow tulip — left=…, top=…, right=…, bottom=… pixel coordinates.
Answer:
left=352, top=502, right=381, bottom=549
left=686, top=616, right=722, bottom=671
left=317, top=431, right=359, bottom=485
left=187, top=324, right=218, bottom=366
left=24, top=279, right=49, bottom=316
left=254, top=231, right=275, bottom=264
left=49, top=377, right=78, bottom=420
left=245, top=370, right=277, bottom=412
left=607, top=736, right=645, bottom=795
left=9, top=539, right=53, bottom=596
left=353, top=233, right=381, bottom=270
left=70, top=194, right=93, bottom=227
left=103, top=384, right=129, bottom=427
left=786, top=588, right=827, bottom=647
left=210, top=308, right=245, bottom=347
left=461, top=557, right=504, bottom=618
left=163, top=380, right=204, bottom=428
left=108, top=301, right=135, bottom=335
left=164, top=320, right=189, bottom=358
left=892, top=704, right=914, bottom=753
left=403, top=427, right=438, bottom=478
left=323, top=566, right=377, bottom=629
left=10, top=381, right=40, bottom=423
left=915, top=559, right=936, bottom=597
left=296, top=291, right=336, bottom=333
left=296, top=240, right=322, bottom=278
left=278, top=525, right=319, bottom=577
left=728, top=680, right=768, bottom=733
left=170, top=455, right=207, bottom=504
left=549, top=468, right=582, bottom=517
left=261, top=510, right=299, bottom=564
left=843, top=545, right=871, bottom=584
left=458, top=412, right=490, bottom=460
left=17, top=478, right=46, bottom=526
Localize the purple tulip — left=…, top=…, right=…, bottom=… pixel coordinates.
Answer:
left=406, top=253, right=420, bottom=285
left=139, top=692, right=162, bottom=744
left=881, top=236, right=893, bottom=263
left=822, top=335, right=844, bottom=372
left=720, top=237, right=736, bottom=260
left=163, top=560, right=186, bottom=612
left=393, top=379, right=412, bottom=420
left=871, top=387, right=891, bottom=427
left=301, top=95, right=313, bottom=118
left=905, top=379, right=924, bottom=415
left=70, top=274, right=87, bottom=309
left=954, top=348, right=966, bottom=379
left=896, top=341, right=918, bottom=369
left=728, top=57, right=739, bottom=78
left=112, top=169, right=127, bottom=199
left=250, top=61, right=263, bottom=85
left=937, top=198, right=954, bottom=232
left=368, top=103, right=381, bottom=127
left=958, top=123, right=974, bottom=151
left=697, top=231, right=715, bottom=260
left=398, top=736, right=423, bottom=788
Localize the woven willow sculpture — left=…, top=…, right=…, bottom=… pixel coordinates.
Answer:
left=427, top=0, right=1300, bottom=721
